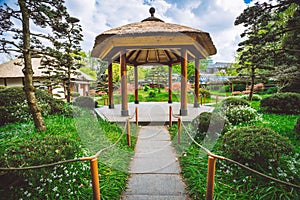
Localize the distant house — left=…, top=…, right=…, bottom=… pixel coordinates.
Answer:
left=0, top=58, right=95, bottom=98
left=204, top=62, right=232, bottom=74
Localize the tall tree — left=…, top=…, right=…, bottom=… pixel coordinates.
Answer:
left=41, top=16, right=83, bottom=102
left=0, top=0, right=78, bottom=131
left=145, top=66, right=168, bottom=93
left=235, top=0, right=300, bottom=97
left=235, top=2, right=274, bottom=100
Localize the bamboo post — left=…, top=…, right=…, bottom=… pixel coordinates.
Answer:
left=90, top=158, right=100, bottom=200
left=169, top=106, right=172, bottom=126
left=206, top=156, right=216, bottom=200
left=126, top=119, right=131, bottom=146
left=177, top=117, right=181, bottom=144
left=216, top=95, right=219, bottom=104
left=135, top=107, right=138, bottom=126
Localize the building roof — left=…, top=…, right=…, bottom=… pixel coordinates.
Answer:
left=0, top=58, right=94, bottom=82
left=92, top=8, right=216, bottom=65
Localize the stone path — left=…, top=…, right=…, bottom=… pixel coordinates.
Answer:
left=121, top=126, right=189, bottom=200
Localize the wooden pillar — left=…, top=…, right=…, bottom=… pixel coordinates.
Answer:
left=194, top=58, right=200, bottom=107
left=120, top=51, right=129, bottom=116
left=168, top=64, right=172, bottom=103
left=108, top=61, right=114, bottom=109
left=134, top=64, right=139, bottom=104
left=180, top=48, right=188, bottom=116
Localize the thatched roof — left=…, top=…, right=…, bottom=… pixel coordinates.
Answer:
left=0, top=58, right=94, bottom=82
left=0, top=58, right=44, bottom=78
left=92, top=8, right=216, bottom=65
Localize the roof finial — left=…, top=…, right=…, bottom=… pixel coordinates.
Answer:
left=149, top=7, right=155, bottom=17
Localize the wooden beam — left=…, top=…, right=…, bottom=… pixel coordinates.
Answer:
left=120, top=50, right=129, bottom=116
left=180, top=48, right=188, bottom=116
left=168, top=64, right=172, bottom=103
left=134, top=64, right=139, bottom=104
left=194, top=58, right=200, bottom=107
left=108, top=60, right=114, bottom=109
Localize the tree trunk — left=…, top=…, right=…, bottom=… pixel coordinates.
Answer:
left=249, top=66, right=255, bottom=101
left=19, top=0, right=46, bottom=131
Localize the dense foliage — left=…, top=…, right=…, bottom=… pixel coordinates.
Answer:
left=260, top=92, right=300, bottom=114
left=191, top=112, right=228, bottom=141
left=221, top=126, right=293, bottom=167
left=217, top=97, right=250, bottom=109
left=0, top=114, right=137, bottom=199
left=170, top=95, right=300, bottom=199
left=0, top=87, right=69, bottom=125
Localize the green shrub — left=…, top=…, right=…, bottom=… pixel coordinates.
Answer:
left=295, top=118, right=300, bottom=133
left=0, top=87, right=67, bottom=125
left=221, top=126, right=293, bottom=168
left=0, top=86, right=6, bottom=90
left=240, top=94, right=262, bottom=101
left=233, top=83, right=246, bottom=91
left=148, top=91, right=156, bottom=98
left=218, top=97, right=250, bottom=110
left=266, top=86, right=278, bottom=94
left=219, top=85, right=230, bottom=92
left=191, top=111, right=229, bottom=141
left=144, top=85, right=149, bottom=91
left=73, top=96, right=95, bottom=109
left=260, top=92, right=300, bottom=114
left=199, top=88, right=211, bottom=98
left=224, top=105, right=261, bottom=125
left=1, top=135, right=80, bottom=167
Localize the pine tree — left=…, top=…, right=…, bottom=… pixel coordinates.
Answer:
left=0, top=0, right=79, bottom=131
left=235, top=0, right=300, bottom=97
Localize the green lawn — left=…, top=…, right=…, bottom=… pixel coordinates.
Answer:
left=96, top=88, right=216, bottom=106
left=169, top=100, right=300, bottom=199
left=0, top=112, right=138, bottom=199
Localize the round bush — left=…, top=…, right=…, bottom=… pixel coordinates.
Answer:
left=221, top=126, right=293, bottom=167
left=240, top=94, right=262, bottom=101
left=224, top=105, right=260, bottom=125
left=218, top=97, right=250, bottom=110
left=0, top=87, right=67, bottom=125
left=199, top=88, right=211, bottom=98
left=191, top=111, right=229, bottom=141
left=260, top=92, right=300, bottom=114
left=149, top=91, right=156, bottom=98
left=73, top=96, right=95, bottom=109
left=266, top=86, right=278, bottom=94
left=233, top=83, right=246, bottom=91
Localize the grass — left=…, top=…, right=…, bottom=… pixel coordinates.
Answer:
left=0, top=111, right=138, bottom=200
left=96, top=88, right=216, bottom=106
left=169, top=99, right=300, bottom=199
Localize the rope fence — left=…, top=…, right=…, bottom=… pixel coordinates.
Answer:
left=179, top=119, right=300, bottom=199
left=168, top=105, right=300, bottom=200
left=0, top=107, right=139, bottom=200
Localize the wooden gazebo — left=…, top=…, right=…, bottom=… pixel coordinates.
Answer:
left=92, top=7, right=216, bottom=116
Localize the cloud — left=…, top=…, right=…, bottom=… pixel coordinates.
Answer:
left=0, top=0, right=248, bottom=63
left=65, top=0, right=247, bottom=62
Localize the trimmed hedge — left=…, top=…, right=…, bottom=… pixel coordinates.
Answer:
left=191, top=111, right=229, bottom=141
left=260, top=92, right=300, bottom=114
left=217, top=97, right=250, bottom=110
left=221, top=126, right=293, bottom=168
left=0, top=87, right=68, bottom=125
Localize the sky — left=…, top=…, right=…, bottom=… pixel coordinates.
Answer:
left=0, top=0, right=256, bottom=64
